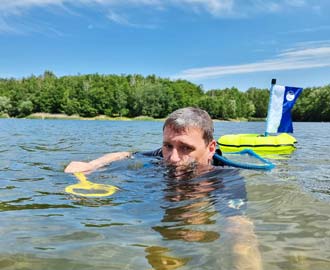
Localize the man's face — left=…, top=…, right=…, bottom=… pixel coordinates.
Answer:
left=162, top=125, right=216, bottom=168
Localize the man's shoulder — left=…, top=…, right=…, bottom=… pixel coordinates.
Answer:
left=141, top=148, right=163, bottom=157
left=212, top=149, right=225, bottom=166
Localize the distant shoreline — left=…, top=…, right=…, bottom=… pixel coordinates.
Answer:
left=28, top=113, right=163, bottom=121
left=0, top=112, right=265, bottom=122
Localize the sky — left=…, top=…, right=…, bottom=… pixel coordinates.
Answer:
left=1, top=0, right=330, bottom=91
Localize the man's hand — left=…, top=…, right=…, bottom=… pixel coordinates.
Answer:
left=226, top=215, right=263, bottom=270
left=64, top=161, right=95, bottom=174
left=64, top=152, right=132, bottom=174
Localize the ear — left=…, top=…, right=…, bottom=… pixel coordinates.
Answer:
left=208, top=140, right=217, bottom=158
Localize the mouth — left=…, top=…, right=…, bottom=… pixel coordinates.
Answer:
left=164, top=160, right=199, bottom=179
left=163, top=159, right=215, bottom=180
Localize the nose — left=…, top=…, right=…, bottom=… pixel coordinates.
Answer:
left=168, top=148, right=181, bottom=164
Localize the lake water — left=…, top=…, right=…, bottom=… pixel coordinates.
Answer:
left=1, top=119, right=330, bottom=270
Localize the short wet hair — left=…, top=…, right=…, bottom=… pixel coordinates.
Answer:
left=163, top=107, right=214, bottom=145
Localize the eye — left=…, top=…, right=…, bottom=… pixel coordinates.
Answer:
left=181, top=145, right=193, bottom=153
left=163, top=143, right=173, bottom=150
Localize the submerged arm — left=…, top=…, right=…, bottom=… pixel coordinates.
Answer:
left=225, top=215, right=263, bottom=270
left=64, top=151, right=132, bottom=174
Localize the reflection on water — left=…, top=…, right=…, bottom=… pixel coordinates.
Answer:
left=154, top=172, right=222, bottom=244
left=1, top=119, right=330, bottom=269
left=145, top=246, right=189, bottom=270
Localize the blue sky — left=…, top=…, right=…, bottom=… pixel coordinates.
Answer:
left=1, top=0, right=330, bottom=91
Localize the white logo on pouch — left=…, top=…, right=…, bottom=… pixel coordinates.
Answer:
left=286, top=91, right=295, bottom=101
left=228, top=199, right=245, bottom=209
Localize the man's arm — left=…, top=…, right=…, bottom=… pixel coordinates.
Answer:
left=225, top=215, right=263, bottom=270
left=64, top=151, right=132, bottom=173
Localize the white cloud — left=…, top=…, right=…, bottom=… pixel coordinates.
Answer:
left=282, top=25, right=330, bottom=34
left=174, top=45, right=330, bottom=80
left=294, top=40, right=330, bottom=48
left=0, top=0, right=162, bottom=34
left=107, top=10, right=156, bottom=28
left=0, top=0, right=64, bottom=14
left=0, top=17, right=17, bottom=33
left=0, top=0, right=328, bottom=34
left=0, top=0, right=320, bottom=18
left=0, top=0, right=67, bottom=35
left=171, top=0, right=234, bottom=16
left=107, top=11, right=131, bottom=25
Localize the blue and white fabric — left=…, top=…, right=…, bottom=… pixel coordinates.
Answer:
left=266, top=84, right=303, bottom=134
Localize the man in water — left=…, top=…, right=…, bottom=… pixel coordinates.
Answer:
left=65, top=107, right=262, bottom=269
left=65, top=107, right=217, bottom=174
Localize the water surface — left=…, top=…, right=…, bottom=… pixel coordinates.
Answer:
left=1, top=119, right=330, bottom=269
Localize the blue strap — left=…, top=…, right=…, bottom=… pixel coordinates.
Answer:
left=214, top=149, right=275, bottom=171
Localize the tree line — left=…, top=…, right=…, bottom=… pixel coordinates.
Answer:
left=0, top=71, right=329, bottom=121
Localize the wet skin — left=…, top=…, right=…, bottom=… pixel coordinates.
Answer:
left=162, top=126, right=216, bottom=177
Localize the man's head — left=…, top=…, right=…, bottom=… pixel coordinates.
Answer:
left=162, top=107, right=216, bottom=168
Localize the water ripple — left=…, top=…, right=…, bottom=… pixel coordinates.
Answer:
left=1, top=120, right=330, bottom=270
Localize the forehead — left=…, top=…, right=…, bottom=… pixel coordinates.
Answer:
left=163, top=126, right=204, bottom=141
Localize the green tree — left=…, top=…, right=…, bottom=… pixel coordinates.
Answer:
left=18, top=100, right=34, bottom=117
left=0, top=70, right=328, bottom=121
left=0, top=96, right=12, bottom=114
left=246, top=87, right=269, bottom=118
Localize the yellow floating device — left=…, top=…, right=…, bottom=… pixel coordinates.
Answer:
left=65, top=172, right=119, bottom=197
left=217, top=133, right=297, bottom=155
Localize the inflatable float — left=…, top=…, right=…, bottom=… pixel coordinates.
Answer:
left=218, top=79, right=303, bottom=155
left=217, top=133, right=297, bottom=154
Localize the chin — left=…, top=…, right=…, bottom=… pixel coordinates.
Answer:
left=164, top=160, right=213, bottom=180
